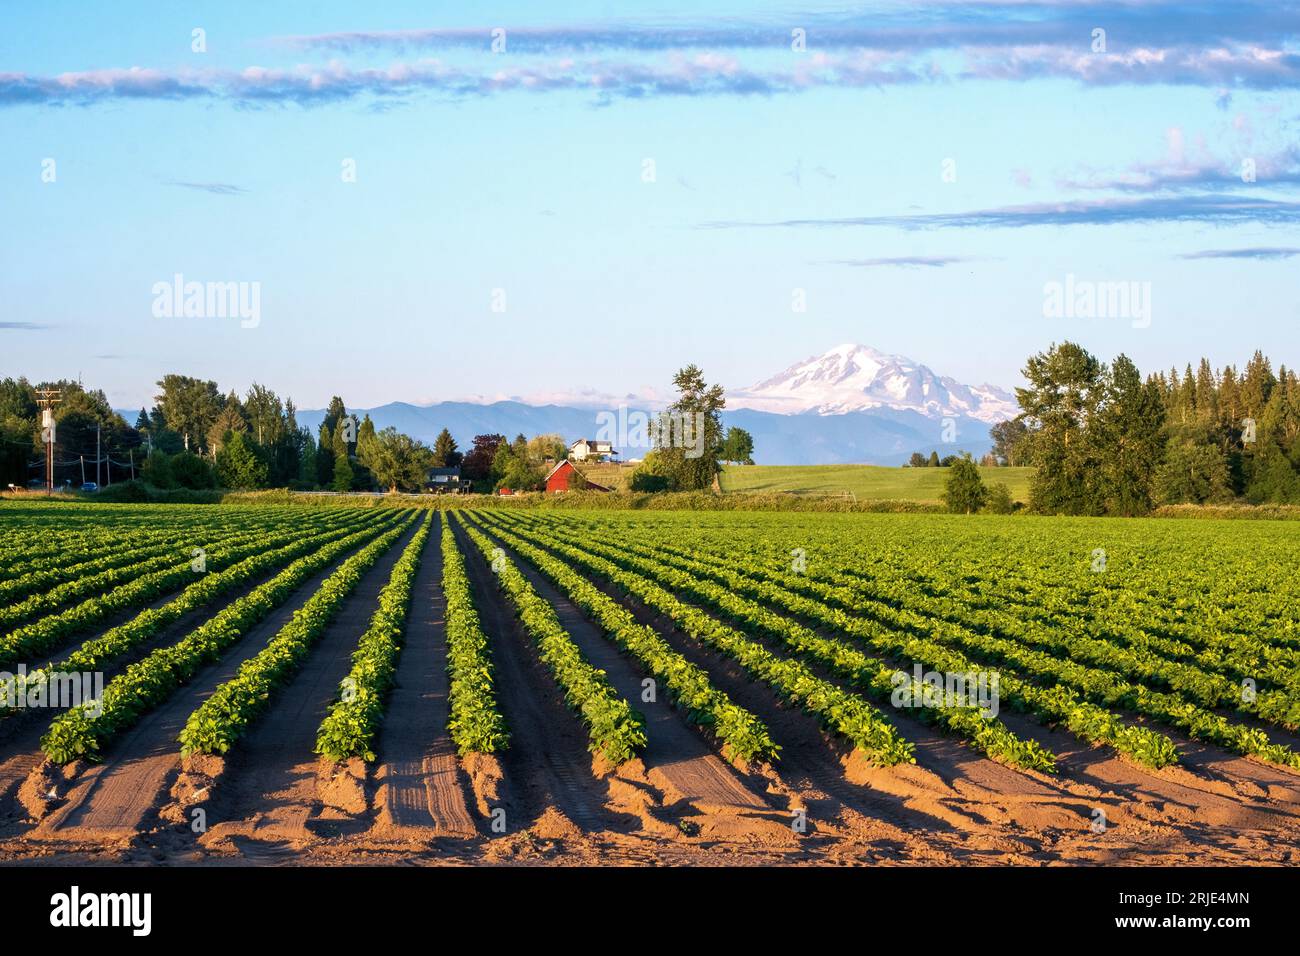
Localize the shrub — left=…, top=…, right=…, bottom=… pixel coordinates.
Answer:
left=984, top=482, right=1015, bottom=514
left=941, top=456, right=988, bottom=514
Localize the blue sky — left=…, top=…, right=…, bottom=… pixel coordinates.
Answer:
left=2, top=1, right=1298, bottom=411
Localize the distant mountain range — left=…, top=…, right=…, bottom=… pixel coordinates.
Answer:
left=291, top=345, right=1015, bottom=466
left=119, top=346, right=1014, bottom=466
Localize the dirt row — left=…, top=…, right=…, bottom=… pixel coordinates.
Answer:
left=1, top=512, right=1298, bottom=866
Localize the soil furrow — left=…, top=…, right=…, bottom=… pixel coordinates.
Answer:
left=371, top=514, right=479, bottom=841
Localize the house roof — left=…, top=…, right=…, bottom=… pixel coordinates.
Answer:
left=544, top=459, right=575, bottom=481
left=427, top=467, right=461, bottom=477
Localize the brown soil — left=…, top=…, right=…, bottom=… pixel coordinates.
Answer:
left=370, top=515, right=479, bottom=843
left=2, top=518, right=1299, bottom=866
left=190, top=521, right=424, bottom=850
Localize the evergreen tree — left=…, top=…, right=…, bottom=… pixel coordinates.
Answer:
left=216, top=432, right=269, bottom=489
left=1245, top=441, right=1300, bottom=504
left=299, top=430, right=318, bottom=487
left=1195, top=358, right=1218, bottom=425
left=332, top=418, right=356, bottom=491
left=941, top=455, right=988, bottom=514
left=321, top=396, right=347, bottom=445
left=206, top=392, right=248, bottom=454
left=1093, top=355, right=1165, bottom=516
left=316, top=421, right=335, bottom=487
left=1154, top=437, right=1231, bottom=505
left=432, top=428, right=460, bottom=467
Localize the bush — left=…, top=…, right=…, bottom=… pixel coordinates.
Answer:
left=983, top=482, right=1015, bottom=514
left=140, top=449, right=175, bottom=489
left=169, top=451, right=216, bottom=490
left=95, top=479, right=151, bottom=503
left=1245, top=444, right=1300, bottom=505
left=629, top=469, right=671, bottom=493
left=941, top=456, right=988, bottom=514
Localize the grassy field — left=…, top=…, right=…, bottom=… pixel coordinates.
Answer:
left=719, top=463, right=1035, bottom=502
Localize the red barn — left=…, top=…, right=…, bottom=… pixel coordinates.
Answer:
left=545, top=460, right=610, bottom=494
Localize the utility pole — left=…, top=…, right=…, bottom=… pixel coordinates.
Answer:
left=80, top=455, right=85, bottom=485
left=35, top=388, right=61, bottom=495
left=129, top=448, right=135, bottom=480
left=96, top=423, right=101, bottom=487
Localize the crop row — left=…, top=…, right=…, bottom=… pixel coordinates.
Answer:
left=466, top=512, right=781, bottom=764
left=315, top=513, right=437, bottom=761
left=493, top=513, right=1057, bottom=771
left=180, top=515, right=418, bottom=756
left=0, top=512, right=349, bottom=631
left=457, top=514, right=647, bottom=765
left=0, top=509, right=376, bottom=670
left=478, top=512, right=921, bottom=766
left=502, top=513, right=1176, bottom=768
left=544, top=517, right=1293, bottom=769
left=40, top=513, right=410, bottom=764
left=616, top=528, right=1300, bottom=768
left=440, top=514, right=511, bottom=755
left=0, top=511, right=406, bottom=715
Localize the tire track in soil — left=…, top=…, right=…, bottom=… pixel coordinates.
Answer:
left=29, top=522, right=405, bottom=845
left=450, top=519, right=628, bottom=838
left=369, top=514, right=479, bottom=841
left=192, top=521, right=423, bottom=848
left=477, top=525, right=792, bottom=843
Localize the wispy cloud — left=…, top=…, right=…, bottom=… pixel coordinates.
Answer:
left=0, top=321, right=53, bottom=330
left=163, top=181, right=248, bottom=196
left=1061, top=144, right=1300, bottom=192
left=5, top=38, right=1300, bottom=109
left=702, top=195, right=1300, bottom=229
left=271, top=4, right=1300, bottom=56
left=1, top=58, right=926, bottom=107
left=826, top=255, right=983, bottom=268
left=1178, top=246, right=1300, bottom=259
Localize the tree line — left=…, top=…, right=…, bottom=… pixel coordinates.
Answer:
left=0, top=375, right=447, bottom=494
left=989, top=342, right=1300, bottom=514
left=0, top=365, right=755, bottom=496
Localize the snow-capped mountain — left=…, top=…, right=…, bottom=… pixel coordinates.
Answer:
left=287, top=343, right=1017, bottom=467
left=729, top=343, right=1017, bottom=423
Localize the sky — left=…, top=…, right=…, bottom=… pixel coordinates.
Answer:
left=2, top=1, right=1298, bottom=412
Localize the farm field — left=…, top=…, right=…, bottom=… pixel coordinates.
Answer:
left=1, top=500, right=1299, bottom=866
left=720, top=463, right=1035, bottom=502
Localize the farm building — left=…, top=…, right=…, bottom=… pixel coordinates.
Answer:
left=545, top=459, right=610, bottom=494
left=569, top=438, right=615, bottom=462
left=425, top=466, right=463, bottom=493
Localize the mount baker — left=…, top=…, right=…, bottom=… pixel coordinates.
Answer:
left=295, top=345, right=1017, bottom=466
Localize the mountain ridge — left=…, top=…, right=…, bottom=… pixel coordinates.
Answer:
left=288, top=345, right=1014, bottom=465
